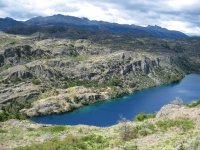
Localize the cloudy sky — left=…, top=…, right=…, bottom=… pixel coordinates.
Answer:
left=0, top=0, right=200, bottom=35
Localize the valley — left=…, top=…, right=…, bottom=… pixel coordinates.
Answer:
left=0, top=14, right=200, bottom=150
left=0, top=30, right=199, bottom=119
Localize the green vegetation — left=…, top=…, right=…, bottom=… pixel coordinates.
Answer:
left=134, top=112, right=156, bottom=121
left=61, top=76, right=123, bottom=89
left=14, top=134, right=110, bottom=150
left=0, top=128, right=7, bottom=133
left=132, top=122, right=156, bottom=137
left=62, top=80, right=99, bottom=89
left=32, top=79, right=41, bottom=85
left=39, top=126, right=67, bottom=133
left=186, top=100, right=200, bottom=107
left=103, top=76, right=123, bottom=87
left=0, top=101, right=199, bottom=150
left=120, top=117, right=194, bottom=142
left=156, top=118, right=194, bottom=132
left=0, top=102, right=30, bottom=122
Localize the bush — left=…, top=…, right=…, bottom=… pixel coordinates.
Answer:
left=132, top=122, right=156, bottom=138
left=32, top=79, right=41, bottom=85
left=134, top=112, right=156, bottom=121
left=103, top=76, right=123, bottom=87
left=186, top=100, right=200, bottom=108
left=62, top=80, right=98, bottom=89
left=0, top=102, right=30, bottom=122
left=119, top=118, right=133, bottom=141
left=0, top=110, right=26, bottom=122
left=0, top=128, right=7, bottom=133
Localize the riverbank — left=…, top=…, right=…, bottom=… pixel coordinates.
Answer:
left=1, top=100, right=200, bottom=150
left=31, top=74, right=200, bottom=126
left=23, top=71, right=186, bottom=117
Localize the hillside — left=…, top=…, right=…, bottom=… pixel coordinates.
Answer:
left=1, top=101, right=200, bottom=150
left=0, top=31, right=200, bottom=119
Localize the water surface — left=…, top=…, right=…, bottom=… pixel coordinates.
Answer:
left=32, top=74, right=200, bottom=126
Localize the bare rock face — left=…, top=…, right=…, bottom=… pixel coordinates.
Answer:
left=0, top=54, right=4, bottom=67
left=31, top=49, right=49, bottom=58
left=0, top=65, right=33, bottom=82
left=156, top=104, right=181, bottom=118
left=0, top=82, right=41, bottom=106
left=26, top=62, right=62, bottom=79
left=120, top=57, right=160, bottom=75
left=4, top=45, right=32, bottom=58
left=7, top=70, right=32, bottom=81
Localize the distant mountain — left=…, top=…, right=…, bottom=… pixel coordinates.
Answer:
left=0, top=14, right=188, bottom=39
left=0, top=17, right=24, bottom=30
left=146, top=25, right=188, bottom=39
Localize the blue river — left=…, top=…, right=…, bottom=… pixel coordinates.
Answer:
left=32, top=74, right=200, bottom=126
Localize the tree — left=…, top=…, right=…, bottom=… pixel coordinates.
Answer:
left=118, top=117, right=133, bottom=141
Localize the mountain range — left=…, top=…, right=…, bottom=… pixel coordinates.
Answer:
left=0, top=14, right=188, bottom=39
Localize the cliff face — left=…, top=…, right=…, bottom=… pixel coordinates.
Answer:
left=1, top=102, right=200, bottom=150
left=0, top=32, right=200, bottom=117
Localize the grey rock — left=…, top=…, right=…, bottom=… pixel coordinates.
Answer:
left=0, top=54, right=4, bottom=67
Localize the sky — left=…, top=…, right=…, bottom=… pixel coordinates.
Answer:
left=0, top=0, right=200, bottom=36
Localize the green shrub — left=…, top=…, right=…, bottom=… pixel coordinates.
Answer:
left=0, top=101, right=30, bottom=122
left=134, top=112, right=156, bottom=121
left=103, top=76, right=123, bottom=87
left=32, top=79, right=41, bottom=85
left=132, top=122, right=156, bottom=138
left=62, top=80, right=98, bottom=89
left=0, top=110, right=26, bottom=122
left=186, top=100, right=200, bottom=108
left=0, top=128, right=7, bottom=133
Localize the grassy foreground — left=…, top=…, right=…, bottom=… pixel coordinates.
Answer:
left=0, top=100, right=200, bottom=150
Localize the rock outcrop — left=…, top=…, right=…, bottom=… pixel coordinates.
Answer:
left=23, top=86, right=113, bottom=116
left=120, top=57, right=160, bottom=75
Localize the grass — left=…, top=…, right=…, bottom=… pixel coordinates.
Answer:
left=14, top=134, right=110, bottom=150
left=119, top=117, right=194, bottom=141
left=132, top=122, right=157, bottom=138
left=134, top=112, right=156, bottom=121
left=39, top=126, right=67, bottom=133
left=156, top=118, right=194, bottom=132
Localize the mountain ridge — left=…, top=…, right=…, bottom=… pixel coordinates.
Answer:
left=0, top=14, right=188, bottom=39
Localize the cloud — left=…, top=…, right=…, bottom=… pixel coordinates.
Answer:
left=0, top=0, right=199, bottom=35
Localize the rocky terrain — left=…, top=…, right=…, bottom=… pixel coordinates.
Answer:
left=0, top=101, right=200, bottom=150
left=0, top=31, right=200, bottom=118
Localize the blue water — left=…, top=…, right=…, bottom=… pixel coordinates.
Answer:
left=32, top=74, right=200, bottom=126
